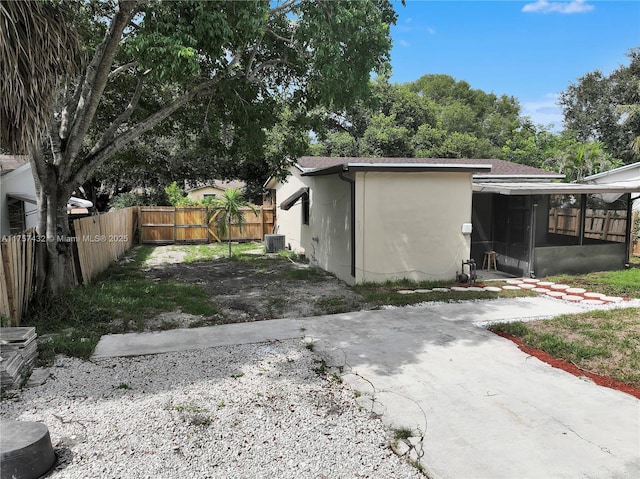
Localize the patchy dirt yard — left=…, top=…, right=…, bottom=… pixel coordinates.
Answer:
left=141, top=245, right=373, bottom=328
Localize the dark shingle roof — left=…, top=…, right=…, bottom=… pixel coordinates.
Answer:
left=296, top=156, right=562, bottom=179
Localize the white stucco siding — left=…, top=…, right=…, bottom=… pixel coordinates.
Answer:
left=273, top=168, right=310, bottom=253
left=306, top=175, right=353, bottom=285
left=355, top=171, right=473, bottom=283
left=0, top=164, right=38, bottom=236
left=586, top=163, right=640, bottom=211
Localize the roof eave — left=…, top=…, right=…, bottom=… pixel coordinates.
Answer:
left=303, top=163, right=492, bottom=176
left=584, top=162, right=640, bottom=181
left=473, top=182, right=640, bottom=195
left=473, top=174, right=565, bottom=181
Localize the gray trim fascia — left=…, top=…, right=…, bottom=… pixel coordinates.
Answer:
left=303, top=163, right=491, bottom=176
left=473, top=182, right=640, bottom=195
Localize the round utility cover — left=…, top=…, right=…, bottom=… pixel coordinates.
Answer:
left=1, top=420, right=56, bottom=479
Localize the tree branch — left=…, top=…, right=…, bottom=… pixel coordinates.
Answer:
left=248, top=59, right=297, bottom=81
left=265, top=26, right=296, bottom=46
left=88, top=74, right=145, bottom=157
left=46, top=114, right=63, bottom=167
left=108, top=61, right=138, bottom=79
left=245, top=35, right=264, bottom=76
left=72, top=79, right=221, bottom=186
left=269, top=0, right=298, bottom=16
left=64, top=0, right=138, bottom=165
left=59, top=73, right=86, bottom=141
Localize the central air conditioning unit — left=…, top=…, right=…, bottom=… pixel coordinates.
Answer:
left=264, top=234, right=286, bottom=253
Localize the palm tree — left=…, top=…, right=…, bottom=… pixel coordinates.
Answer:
left=0, top=0, right=81, bottom=153
left=209, top=187, right=257, bottom=257
left=543, top=141, right=622, bottom=182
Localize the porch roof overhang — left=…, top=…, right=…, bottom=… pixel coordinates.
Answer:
left=473, top=181, right=640, bottom=196
left=7, top=193, right=93, bottom=210
left=302, top=162, right=492, bottom=176
left=279, top=187, right=308, bottom=210
left=7, top=193, right=37, bottom=205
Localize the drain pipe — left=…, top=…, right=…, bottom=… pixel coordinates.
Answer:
left=338, top=171, right=356, bottom=278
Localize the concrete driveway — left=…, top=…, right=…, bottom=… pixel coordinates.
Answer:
left=94, top=297, right=640, bottom=479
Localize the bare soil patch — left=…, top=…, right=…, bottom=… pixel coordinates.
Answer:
left=142, top=245, right=373, bottom=327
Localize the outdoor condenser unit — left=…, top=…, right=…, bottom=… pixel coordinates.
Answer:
left=264, top=234, right=286, bottom=253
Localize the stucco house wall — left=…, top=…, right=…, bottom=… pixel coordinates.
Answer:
left=273, top=167, right=311, bottom=253
left=273, top=166, right=475, bottom=285
left=306, top=174, right=352, bottom=284
left=355, top=171, right=473, bottom=283
left=585, top=162, right=640, bottom=212
left=0, top=163, right=38, bottom=236
left=187, top=185, right=226, bottom=202
left=186, top=180, right=246, bottom=203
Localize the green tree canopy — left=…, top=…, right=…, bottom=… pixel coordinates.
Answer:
left=559, top=47, right=640, bottom=163
left=314, top=74, right=534, bottom=161
left=1, top=0, right=397, bottom=292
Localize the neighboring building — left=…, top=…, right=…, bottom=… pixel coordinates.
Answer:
left=0, top=155, right=37, bottom=236
left=1, top=157, right=93, bottom=237
left=186, top=180, right=246, bottom=203
left=267, top=157, right=640, bottom=284
left=584, top=162, right=640, bottom=212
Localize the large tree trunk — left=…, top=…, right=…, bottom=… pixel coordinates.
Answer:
left=31, top=149, right=75, bottom=294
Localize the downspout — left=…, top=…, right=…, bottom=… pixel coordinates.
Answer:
left=338, top=171, right=356, bottom=278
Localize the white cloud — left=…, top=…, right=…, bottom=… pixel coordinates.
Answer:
left=522, top=0, right=595, bottom=14
left=521, top=93, right=564, bottom=131
left=398, top=39, right=411, bottom=48
left=427, top=27, right=436, bottom=35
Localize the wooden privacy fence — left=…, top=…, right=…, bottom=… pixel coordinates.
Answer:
left=139, top=205, right=275, bottom=244
left=0, top=208, right=138, bottom=325
left=0, top=230, right=36, bottom=325
left=73, top=207, right=137, bottom=285
left=549, top=207, right=629, bottom=243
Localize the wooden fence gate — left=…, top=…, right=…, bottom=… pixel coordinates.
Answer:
left=139, top=206, right=275, bottom=244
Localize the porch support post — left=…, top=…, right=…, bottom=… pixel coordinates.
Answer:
left=579, top=194, right=587, bottom=246
left=528, top=196, right=538, bottom=278
left=625, top=193, right=632, bottom=265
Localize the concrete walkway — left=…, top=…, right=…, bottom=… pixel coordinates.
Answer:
left=93, top=297, right=640, bottom=479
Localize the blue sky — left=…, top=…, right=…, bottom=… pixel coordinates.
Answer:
left=389, top=0, right=640, bottom=130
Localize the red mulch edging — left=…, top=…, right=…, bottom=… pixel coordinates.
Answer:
left=493, top=331, right=640, bottom=400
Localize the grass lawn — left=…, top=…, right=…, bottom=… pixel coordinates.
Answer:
left=490, top=255, right=640, bottom=388
left=24, top=245, right=220, bottom=361
left=181, top=242, right=262, bottom=263
left=490, top=307, right=640, bottom=388
left=544, top=255, right=640, bottom=298
left=353, top=279, right=535, bottom=307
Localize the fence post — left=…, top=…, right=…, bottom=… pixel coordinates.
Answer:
left=0, top=241, right=16, bottom=324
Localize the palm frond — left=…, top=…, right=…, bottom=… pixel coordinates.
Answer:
left=0, top=0, right=81, bottom=153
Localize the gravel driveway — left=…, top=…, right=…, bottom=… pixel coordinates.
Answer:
left=1, top=339, right=424, bottom=478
